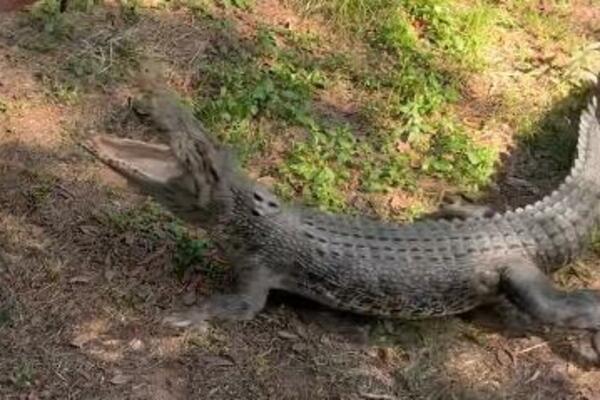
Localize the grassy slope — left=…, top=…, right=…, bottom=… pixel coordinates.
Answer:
left=1, top=0, right=600, bottom=398
left=27, top=0, right=600, bottom=217
left=167, top=0, right=599, bottom=218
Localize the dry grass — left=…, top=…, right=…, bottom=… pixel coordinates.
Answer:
left=1, top=1, right=600, bottom=399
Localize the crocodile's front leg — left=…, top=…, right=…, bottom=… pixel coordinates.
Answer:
left=164, top=257, right=280, bottom=327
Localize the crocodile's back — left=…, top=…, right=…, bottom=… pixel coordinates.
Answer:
left=269, top=210, right=509, bottom=318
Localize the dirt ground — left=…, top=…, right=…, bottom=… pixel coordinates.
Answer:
left=2, top=2, right=600, bottom=399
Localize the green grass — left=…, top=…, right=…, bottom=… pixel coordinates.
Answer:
left=10, top=361, right=35, bottom=389
left=103, top=200, right=222, bottom=278
left=24, top=0, right=598, bottom=217
left=0, top=308, right=11, bottom=328
left=25, top=0, right=140, bottom=102
left=185, top=0, right=500, bottom=212
left=27, top=0, right=73, bottom=44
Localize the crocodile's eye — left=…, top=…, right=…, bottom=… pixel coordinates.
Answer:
left=267, top=201, right=278, bottom=208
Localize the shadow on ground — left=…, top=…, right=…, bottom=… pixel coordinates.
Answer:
left=0, top=2, right=599, bottom=399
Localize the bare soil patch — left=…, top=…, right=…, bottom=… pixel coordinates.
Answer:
left=1, top=3, right=600, bottom=400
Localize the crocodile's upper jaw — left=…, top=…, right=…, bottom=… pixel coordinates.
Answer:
left=84, top=135, right=185, bottom=186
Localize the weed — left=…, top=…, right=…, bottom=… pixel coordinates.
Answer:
left=0, top=308, right=11, bottom=328
left=26, top=0, right=74, bottom=50
left=283, top=125, right=359, bottom=210
left=194, top=47, right=319, bottom=129
left=219, top=0, right=253, bottom=9
left=423, top=126, right=496, bottom=191
left=565, top=43, right=600, bottom=86
left=168, top=222, right=211, bottom=279
left=10, top=362, right=34, bottom=389
left=40, top=74, right=80, bottom=105
left=589, top=228, right=600, bottom=257
left=192, top=24, right=325, bottom=169
left=119, top=0, right=141, bottom=24
left=23, top=172, right=60, bottom=207
left=103, top=201, right=220, bottom=278
left=26, top=0, right=139, bottom=100
left=289, top=0, right=496, bottom=195
left=362, top=154, right=415, bottom=193
left=64, top=33, right=139, bottom=89
left=67, top=0, right=101, bottom=12
left=188, top=4, right=497, bottom=211
left=103, top=200, right=171, bottom=241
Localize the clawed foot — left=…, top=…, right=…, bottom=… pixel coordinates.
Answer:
left=163, top=294, right=258, bottom=328
left=437, top=195, right=495, bottom=220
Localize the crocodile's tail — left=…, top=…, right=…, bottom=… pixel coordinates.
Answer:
left=561, top=91, right=600, bottom=186
left=508, top=86, right=600, bottom=266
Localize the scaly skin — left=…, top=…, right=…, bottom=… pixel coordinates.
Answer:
left=84, top=83, right=600, bottom=333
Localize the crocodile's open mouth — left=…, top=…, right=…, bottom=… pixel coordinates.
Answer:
left=84, top=135, right=185, bottom=185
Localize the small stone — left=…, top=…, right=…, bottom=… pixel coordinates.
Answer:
left=293, top=323, right=308, bottom=339
left=292, top=343, right=309, bottom=353
left=110, top=373, right=131, bottom=385
left=200, top=355, right=235, bottom=367
left=70, top=337, right=87, bottom=348
left=129, top=339, right=144, bottom=351
left=69, top=276, right=91, bottom=284
left=104, top=269, right=116, bottom=282
left=182, top=290, right=197, bottom=306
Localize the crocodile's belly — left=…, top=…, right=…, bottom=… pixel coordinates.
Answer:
left=282, top=254, right=490, bottom=319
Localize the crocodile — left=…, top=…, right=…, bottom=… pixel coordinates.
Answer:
left=84, top=82, right=600, bottom=336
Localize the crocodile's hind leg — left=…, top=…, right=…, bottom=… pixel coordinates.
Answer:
left=467, top=296, right=538, bottom=335
left=164, top=258, right=280, bottom=327
left=500, top=260, right=600, bottom=331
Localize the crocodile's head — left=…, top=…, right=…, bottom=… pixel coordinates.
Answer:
left=84, top=135, right=215, bottom=222
left=84, top=89, right=237, bottom=225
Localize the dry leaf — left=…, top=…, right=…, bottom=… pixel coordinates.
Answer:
left=129, top=339, right=144, bottom=351
left=69, top=276, right=91, bottom=284
left=395, top=140, right=411, bottom=153
left=200, top=355, right=235, bottom=368
left=388, top=192, right=412, bottom=211
left=277, top=330, right=299, bottom=340
left=257, top=176, right=277, bottom=188
left=79, top=225, right=99, bottom=235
